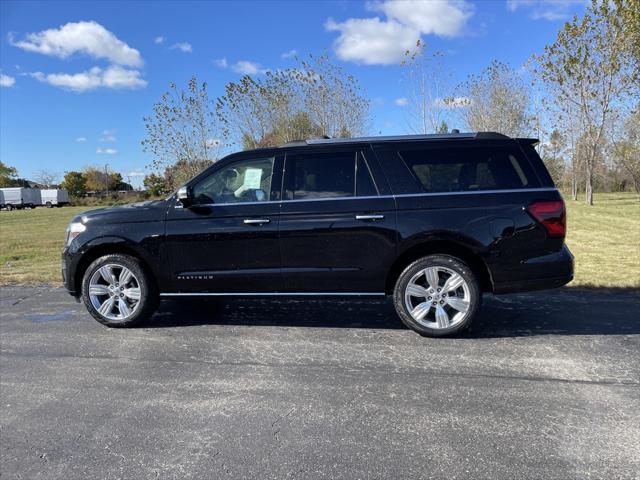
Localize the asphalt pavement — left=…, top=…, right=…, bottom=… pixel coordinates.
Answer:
left=1, top=285, right=639, bottom=479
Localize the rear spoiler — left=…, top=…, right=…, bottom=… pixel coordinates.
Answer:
left=516, top=138, right=540, bottom=146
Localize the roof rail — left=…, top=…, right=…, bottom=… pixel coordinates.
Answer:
left=474, top=132, right=511, bottom=140
left=278, top=131, right=511, bottom=148
left=280, top=140, right=308, bottom=147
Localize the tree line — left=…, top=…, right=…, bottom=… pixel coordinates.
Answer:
left=141, top=1, right=638, bottom=205
left=2, top=1, right=636, bottom=206
left=60, top=167, right=133, bottom=197
left=0, top=163, right=132, bottom=198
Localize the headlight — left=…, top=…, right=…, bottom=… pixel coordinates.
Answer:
left=66, top=222, right=86, bottom=245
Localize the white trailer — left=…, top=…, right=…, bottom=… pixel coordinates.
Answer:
left=0, top=188, right=41, bottom=210
left=41, top=189, right=70, bottom=207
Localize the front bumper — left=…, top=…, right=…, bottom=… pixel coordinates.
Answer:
left=492, top=244, right=574, bottom=294
left=61, top=247, right=80, bottom=297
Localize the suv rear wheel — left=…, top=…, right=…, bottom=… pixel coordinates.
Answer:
left=81, top=254, right=158, bottom=327
left=393, top=255, right=480, bottom=337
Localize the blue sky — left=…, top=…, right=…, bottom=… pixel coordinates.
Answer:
left=0, top=0, right=585, bottom=187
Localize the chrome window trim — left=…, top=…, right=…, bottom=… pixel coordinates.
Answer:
left=160, top=292, right=386, bottom=297
left=188, top=194, right=384, bottom=208
left=393, top=187, right=557, bottom=198
left=182, top=187, right=557, bottom=208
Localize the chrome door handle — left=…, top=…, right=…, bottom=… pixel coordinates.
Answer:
left=355, top=214, right=385, bottom=221
left=243, top=218, right=270, bottom=225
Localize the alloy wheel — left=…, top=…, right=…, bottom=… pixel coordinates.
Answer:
left=88, top=263, right=142, bottom=322
left=404, top=266, right=471, bottom=330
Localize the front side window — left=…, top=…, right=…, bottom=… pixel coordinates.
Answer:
left=192, top=157, right=274, bottom=205
left=284, top=151, right=378, bottom=200
left=399, top=146, right=539, bottom=194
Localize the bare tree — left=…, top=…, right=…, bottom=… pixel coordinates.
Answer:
left=534, top=0, right=639, bottom=205
left=33, top=169, right=59, bottom=188
left=400, top=40, right=455, bottom=134
left=218, top=53, right=370, bottom=149
left=611, top=108, right=640, bottom=194
left=457, top=61, right=532, bottom=137
left=142, top=76, right=223, bottom=189
left=297, top=53, right=370, bottom=139
left=540, top=129, right=567, bottom=186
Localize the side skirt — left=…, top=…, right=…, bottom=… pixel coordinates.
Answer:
left=159, top=292, right=386, bottom=297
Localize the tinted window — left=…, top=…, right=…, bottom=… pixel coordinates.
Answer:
left=398, top=146, right=539, bottom=193
left=356, top=155, right=378, bottom=197
left=284, top=151, right=378, bottom=200
left=192, top=157, right=274, bottom=204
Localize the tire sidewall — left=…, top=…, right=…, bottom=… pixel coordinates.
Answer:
left=393, top=255, right=480, bottom=337
left=81, top=254, right=156, bottom=327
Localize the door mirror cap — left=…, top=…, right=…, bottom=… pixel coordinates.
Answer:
left=177, top=186, right=193, bottom=206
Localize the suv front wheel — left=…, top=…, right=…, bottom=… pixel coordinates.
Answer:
left=81, top=254, right=158, bottom=327
left=393, top=255, right=480, bottom=337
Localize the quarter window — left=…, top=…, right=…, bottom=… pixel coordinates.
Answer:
left=192, top=157, right=275, bottom=205
left=398, top=146, right=539, bottom=193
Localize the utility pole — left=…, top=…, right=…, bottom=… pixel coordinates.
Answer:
left=104, top=164, right=109, bottom=196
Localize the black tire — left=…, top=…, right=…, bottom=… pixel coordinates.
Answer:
left=81, top=253, right=158, bottom=327
left=46, top=202, right=52, bottom=208
left=6, top=204, right=13, bottom=211
left=393, top=254, right=481, bottom=337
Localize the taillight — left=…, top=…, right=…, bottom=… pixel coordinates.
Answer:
left=527, top=200, right=566, bottom=238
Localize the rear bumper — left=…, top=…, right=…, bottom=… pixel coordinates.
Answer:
left=492, top=244, right=574, bottom=294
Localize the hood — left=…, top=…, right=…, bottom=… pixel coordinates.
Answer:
left=73, top=199, right=168, bottom=225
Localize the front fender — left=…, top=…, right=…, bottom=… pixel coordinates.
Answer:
left=65, top=231, right=166, bottom=296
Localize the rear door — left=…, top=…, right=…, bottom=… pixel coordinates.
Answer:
left=278, top=146, right=397, bottom=293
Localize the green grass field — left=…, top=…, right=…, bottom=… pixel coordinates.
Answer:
left=1, top=193, right=639, bottom=287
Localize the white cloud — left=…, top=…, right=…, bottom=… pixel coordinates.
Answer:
left=506, top=0, right=584, bottom=21
left=206, top=138, right=222, bottom=148
left=96, top=147, right=117, bottom=155
left=215, top=58, right=268, bottom=75
left=371, top=0, right=473, bottom=37
left=100, top=129, right=117, bottom=142
left=127, top=169, right=145, bottom=177
left=154, top=36, right=165, bottom=44
left=10, top=21, right=142, bottom=67
left=213, top=58, right=228, bottom=68
left=30, top=65, right=147, bottom=92
left=0, top=74, right=16, bottom=87
left=281, top=49, right=297, bottom=59
left=231, top=60, right=268, bottom=75
left=171, top=42, right=192, bottom=53
left=326, top=0, right=473, bottom=65
left=394, top=97, right=408, bottom=107
left=326, top=17, right=419, bottom=65
left=75, top=137, right=87, bottom=142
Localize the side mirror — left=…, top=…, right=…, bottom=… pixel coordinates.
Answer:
left=177, top=186, right=193, bottom=207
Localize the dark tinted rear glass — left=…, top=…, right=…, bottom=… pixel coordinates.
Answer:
left=284, top=151, right=379, bottom=200
left=398, top=146, right=540, bottom=193
left=356, top=154, right=378, bottom=196
left=285, top=152, right=355, bottom=200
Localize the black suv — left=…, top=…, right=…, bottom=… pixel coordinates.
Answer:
left=62, top=132, right=573, bottom=336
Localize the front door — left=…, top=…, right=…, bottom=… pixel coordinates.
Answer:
left=279, top=148, right=397, bottom=293
left=165, top=155, right=283, bottom=293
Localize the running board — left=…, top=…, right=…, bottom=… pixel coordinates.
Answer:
left=160, top=292, right=386, bottom=297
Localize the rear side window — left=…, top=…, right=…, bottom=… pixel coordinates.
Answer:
left=284, top=151, right=378, bottom=200
left=398, top=146, right=540, bottom=194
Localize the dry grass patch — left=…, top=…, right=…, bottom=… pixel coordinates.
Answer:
left=0, top=193, right=638, bottom=287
